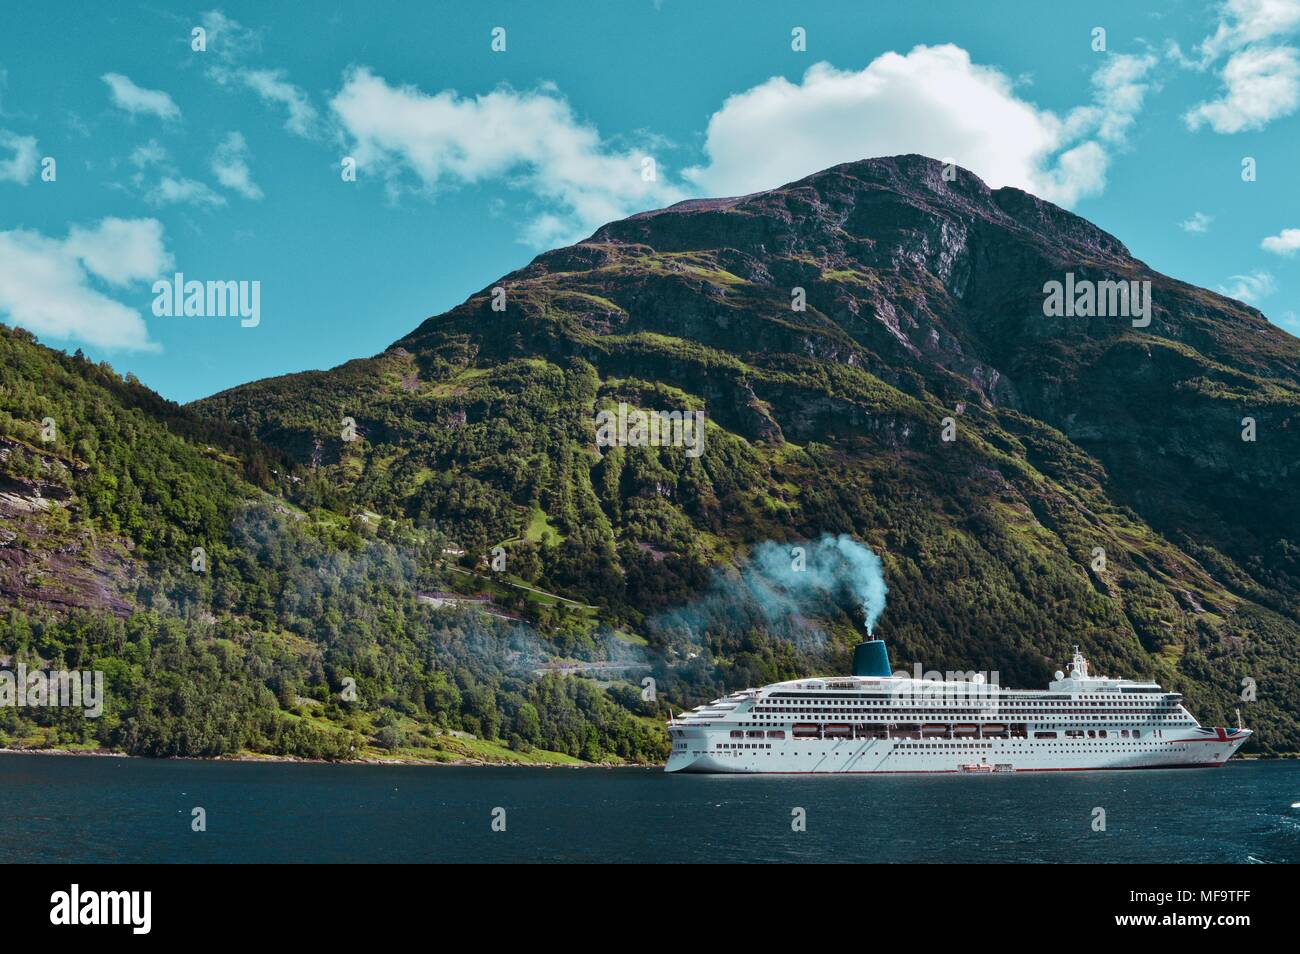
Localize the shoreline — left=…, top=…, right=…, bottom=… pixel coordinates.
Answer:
left=0, top=746, right=662, bottom=769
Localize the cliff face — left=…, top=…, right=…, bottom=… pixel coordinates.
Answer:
left=135, top=155, right=1300, bottom=749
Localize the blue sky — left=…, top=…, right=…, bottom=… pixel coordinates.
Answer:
left=1, top=0, right=1298, bottom=403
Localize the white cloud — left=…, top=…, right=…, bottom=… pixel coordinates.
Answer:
left=120, top=140, right=225, bottom=207
left=211, top=131, right=262, bottom=199
left=1184, top=0, right=1300, bottom=132
left=199, top=10, right=318, bottom=138
left=1261, top=226, right=1300, bottom=254
left=64, top=218, right=170, bottom=286
left=200, top=9, right=262, bottom=62
left=209, top=65, right=320, bottom=138
left=239, top=69, right=318, bottom=137
left=327, top=48, right=1154, bottom=243
left=1198, top=0, right=1300, bottom=60
left=330, top=67, right=687, bottom=246
left=0, top=129, right=38, bottom=184
left=1276, top=310, right=1300, bottom=334
left=1180, top=211, right=1214, bottom=233
left=1185, top=45, right=1300, bottom=131
left=129, top=139, right=168, bottom=169
left=0, top=218, right=170, bottom=352
left=101, top=73, right=181, bottom=121
left=682, top=45, right=1155, bottom=207
left=148, top=176, right=226, bottom=208
left=1218, top=269, right=1276, bottom=302
left=1086, top=51, right=1162, bottom=142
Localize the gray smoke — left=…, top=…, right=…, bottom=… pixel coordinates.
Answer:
left=193, top=507, right=885, bottom=678
left=748, top=534, right=889, bottom=634
left=649, top=534, right=888, bottom=652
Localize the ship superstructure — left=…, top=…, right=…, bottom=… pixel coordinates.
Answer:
left=665, top=640, right=1249, bottom=774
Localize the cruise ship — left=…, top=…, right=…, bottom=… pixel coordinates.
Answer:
left=665, top=639, right=1250, bottom=774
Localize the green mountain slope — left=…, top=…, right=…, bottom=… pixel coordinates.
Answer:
left=0, top=325, right=666, bottom=764
left=193, top=156, right=1300, bottom=752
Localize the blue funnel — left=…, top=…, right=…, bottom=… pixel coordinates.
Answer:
left=852, top=639, right=891, bottom=677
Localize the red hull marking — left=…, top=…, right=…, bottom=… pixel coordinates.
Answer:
left=698, top=762, right=1227, bottom=775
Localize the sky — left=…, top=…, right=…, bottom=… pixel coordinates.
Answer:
left=1, top=0, right=1299, bottom=403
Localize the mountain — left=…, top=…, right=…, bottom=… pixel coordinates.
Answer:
left=194, top=155, right=1300, bottom=752
left=4, top=155, right=1299, bottom=757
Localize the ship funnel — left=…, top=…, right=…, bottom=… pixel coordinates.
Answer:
left=852, top=639, right=891, bottom=678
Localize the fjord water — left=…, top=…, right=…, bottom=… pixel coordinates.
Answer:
left=2, top=755, right=1296, bottom=863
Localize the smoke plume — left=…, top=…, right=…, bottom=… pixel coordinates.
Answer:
left=748, top=534, right=889, bottom=634
left=648, top=534, right=889, bottom=653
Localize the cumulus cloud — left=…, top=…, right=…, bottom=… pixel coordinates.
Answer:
left=682, top=45, right=1155, bottom=207
left=330, top=67, right=687, bottom=245
left=0, top=218, right=170, bottom=351
left=324, top=46, right=1153, bottom=244
left=1261, top=226, right=1300, bottom=255
left=211, top=131, right=262, bottom=199
left=1080, top=51, right=1163, bottom=142
left=1184, top=0, right=1300, bottom=132
left=0, top=129, right=39, bottom=184
left=1181, top=211, right=1214, bottom=233
left=1185, top=45, right=1300, bottom=131
left=101, top=73, right=181, bottom=121
left=64, top=217, right=170, bottom=286
left=1218, top=269, right=1276, bottom=302
left=1198, top=0, right=1300, bottom=60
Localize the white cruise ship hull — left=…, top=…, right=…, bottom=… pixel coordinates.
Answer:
left=665, top=728, right=1250, bottom=774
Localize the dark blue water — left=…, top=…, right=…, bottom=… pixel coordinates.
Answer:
left=1, top=755, right=1296, bottom=863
